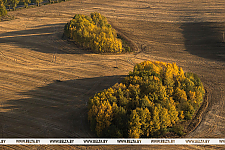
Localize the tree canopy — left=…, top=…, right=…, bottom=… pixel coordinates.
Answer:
left=64, top=13, right=130, bottom=53
left=88, top=61, right=205, bottom=137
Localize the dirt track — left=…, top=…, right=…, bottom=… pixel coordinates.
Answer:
left=0, top=0, right=225, bottom=149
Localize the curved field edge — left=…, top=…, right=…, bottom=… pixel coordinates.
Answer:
left=110, top=28, right=210, bottom=138
left=110, top=22, right=139, bottom=53
left=183, top=87, right=208, bottom=136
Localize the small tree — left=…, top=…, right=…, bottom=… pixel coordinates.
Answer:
left=0, top=0, right=7, bottom=16
left=128, top=110, right=142, bottom=138
left=35, top=0, right=42, bottom=6
left=8, top=0, right=19, bottom=10
left=21, top=0, right=30, bottom=8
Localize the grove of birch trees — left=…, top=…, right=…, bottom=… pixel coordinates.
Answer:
left=88, top=61, right=205, bottom=138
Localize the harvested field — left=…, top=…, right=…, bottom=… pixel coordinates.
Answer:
left=0, top=0, right=225, bottom=149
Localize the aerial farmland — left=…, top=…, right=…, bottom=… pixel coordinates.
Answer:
left=0, top=0, right=225, bottom=149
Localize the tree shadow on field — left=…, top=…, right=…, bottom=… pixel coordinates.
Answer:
left=0, top=75, right=125, bottom=138
left=0, top=23, right=89, bottom=54
left=180, top=22, right=225, bottom=62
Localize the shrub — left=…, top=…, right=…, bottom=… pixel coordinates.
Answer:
left=88, top=60, right=205, bottom=137
left=172, top=124, right=184, bottom=136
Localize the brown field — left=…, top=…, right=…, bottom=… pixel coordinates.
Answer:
left=0, top=0, right=225, bottom=149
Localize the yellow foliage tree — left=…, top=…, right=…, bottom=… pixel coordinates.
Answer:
left=128, top=110, right=142, bottom=138
left=95, top=101, right=113, bottom=137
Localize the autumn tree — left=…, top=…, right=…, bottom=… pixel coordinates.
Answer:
left=136, top=107, right=152, bottom=137
left=152, top=105, right=161, bottom=135
left=90, top=100, right=113, bottom=137
left=159, top=107, right=171, bottom=135
left=111, top=103, right=128, bottom=137
left=34, top=0, right=42, bottom=6
left=128, top=109, right=142, bottom=138
left=0, top=0, right=7, bottom=16
left=8, top=0, right=19, bottom=10
left=21, top=0, right=30, bottom=8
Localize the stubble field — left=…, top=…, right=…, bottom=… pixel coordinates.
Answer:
left=0, top=0, right=225, bottom=149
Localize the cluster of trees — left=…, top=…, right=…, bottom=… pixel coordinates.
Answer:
left=64, top=13, right=129, bottom=53
left=0, top=0, right=64, bottom=16
left=88, top=61, right=205, bottom=138
left=0, top=0, right=35, bottom=15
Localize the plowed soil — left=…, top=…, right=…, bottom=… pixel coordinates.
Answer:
left=0, top=0, right=225, bottom=149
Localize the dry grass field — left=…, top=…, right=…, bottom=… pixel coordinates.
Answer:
left=0, top=0, right=225, bottom=149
